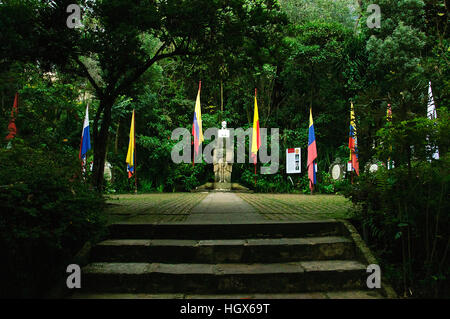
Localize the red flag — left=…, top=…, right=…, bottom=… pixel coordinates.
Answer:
left=5, top=93, right=18, bottom=141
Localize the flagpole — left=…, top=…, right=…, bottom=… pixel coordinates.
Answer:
left=134, top=133, right=137, bottom=194
left=254, top=88, right=257, bottom=187
left=192, top=82, right=195, bottom=167
left=134, top=110, right=137, bottom=194
left=192, top=81, right=202, bottom=168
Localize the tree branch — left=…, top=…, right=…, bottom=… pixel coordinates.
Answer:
left=113, top=42, right=188, bottom=95
left=75, top=57, right=104, bottom=98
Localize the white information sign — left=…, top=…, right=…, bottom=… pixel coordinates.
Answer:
left=218, top=129, right=230, bottom=138
left=347, top=161, right=353, bottom=172
left=286, top=148, right=301, bottom=174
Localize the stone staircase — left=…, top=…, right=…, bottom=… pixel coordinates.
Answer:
left=72, top=220, right=392, bottom=298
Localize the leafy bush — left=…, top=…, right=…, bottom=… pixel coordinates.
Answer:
left=238, top=165, right=338, bottom=194
left=0, top=141, right=107, bottom=298
left=343, top=113, right=449, bottom=298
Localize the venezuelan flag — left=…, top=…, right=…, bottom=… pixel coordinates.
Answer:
left=307, top=108, right=317, bottom=192
left=348, top=102, right=359, bottom=175
left=192, top=81, right=203, bottom=159
left=251, top=88, right=261, bottom=165
left=126, top=110, right=135, bottom=178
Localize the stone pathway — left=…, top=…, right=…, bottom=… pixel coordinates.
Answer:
left=105, top=193, right=207, bottom=224
left=105, top=193, right=353, bottom=224
left=185, top=192, right=264, bottom=224
left=238, top=193, right=353, bottom=221
left=75, top=192, right=393, bottom=299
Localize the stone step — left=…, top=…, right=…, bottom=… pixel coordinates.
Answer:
left=107, top=220, right=346, bottom=240
left=91, top=237, right=356, bottom=263
left=71, top=290, right=382, bottom=299
left=81, top=260, right=368, bottom=294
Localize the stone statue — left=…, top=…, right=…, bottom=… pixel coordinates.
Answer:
left=213, top=121, right=233, bottom=190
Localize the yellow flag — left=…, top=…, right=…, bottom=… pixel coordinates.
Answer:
left=126, top=110, right=135, bottom=177
left=251, top=91, right=261, bottom=158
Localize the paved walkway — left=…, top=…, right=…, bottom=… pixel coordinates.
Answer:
left=105, top=193, right=352, bottom=224
left=186, top=192, right=264, bottom=224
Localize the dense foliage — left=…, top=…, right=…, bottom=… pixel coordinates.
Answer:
left=0, top=141, right=106, bottom=298
left=0, top=0, right=448, bottom=298
left=343, top=109, right=449, bottom=297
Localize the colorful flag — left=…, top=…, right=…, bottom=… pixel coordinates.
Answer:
left=427, top=81, right=439, bottom=160
left=348, top=102, right=359, bottom=175
left=307, top=108, right=317, bottom=192
left=387, top=103, right=392, bottom=122
left=251, top=88, right=261, bottom=165
left=126, top=110, right=135, bottom=178
left=192, top=81, right=203, bottom=160
left=79, top=104, right=91, bottom=161
left=386, top=103, right=394, bottom=169
left=5, top=93, right=18, bottom=141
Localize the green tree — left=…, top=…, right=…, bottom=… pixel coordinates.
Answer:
left=0, top=0, right=286, bottom=190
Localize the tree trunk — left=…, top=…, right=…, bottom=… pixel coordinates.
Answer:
left=92, top=97, right=114, bottom=191
left=114, top=121, right=120, bottom=154
left=220, top=79, right=223, bottom=121
left=354, top=0, right=363, bottom=33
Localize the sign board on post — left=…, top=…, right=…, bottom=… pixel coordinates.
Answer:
left=286, top=148, right=301, bottom=174
left=218, top=129, right=230, bottom=138
left=347, top=161, right=353, bottom=172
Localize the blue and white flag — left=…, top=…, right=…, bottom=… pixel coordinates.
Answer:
left=427, top=82, right=439, bottom=160
left=79, top=105, right=91, bottom=161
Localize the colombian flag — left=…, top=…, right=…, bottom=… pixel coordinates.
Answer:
left=192, top=81, right=204, bottom=161
left=348, top=102, right=359, bottom=175
left=307, top=108, right=317, bottom=192
left=251, top=88, right=261, bottom=165
left=126, top=110, right=135, bottom=178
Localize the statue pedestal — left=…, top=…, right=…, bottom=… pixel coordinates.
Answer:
left=191, top=122, right=251, bottom=193
left=214, top=182, right=231, bottom=191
